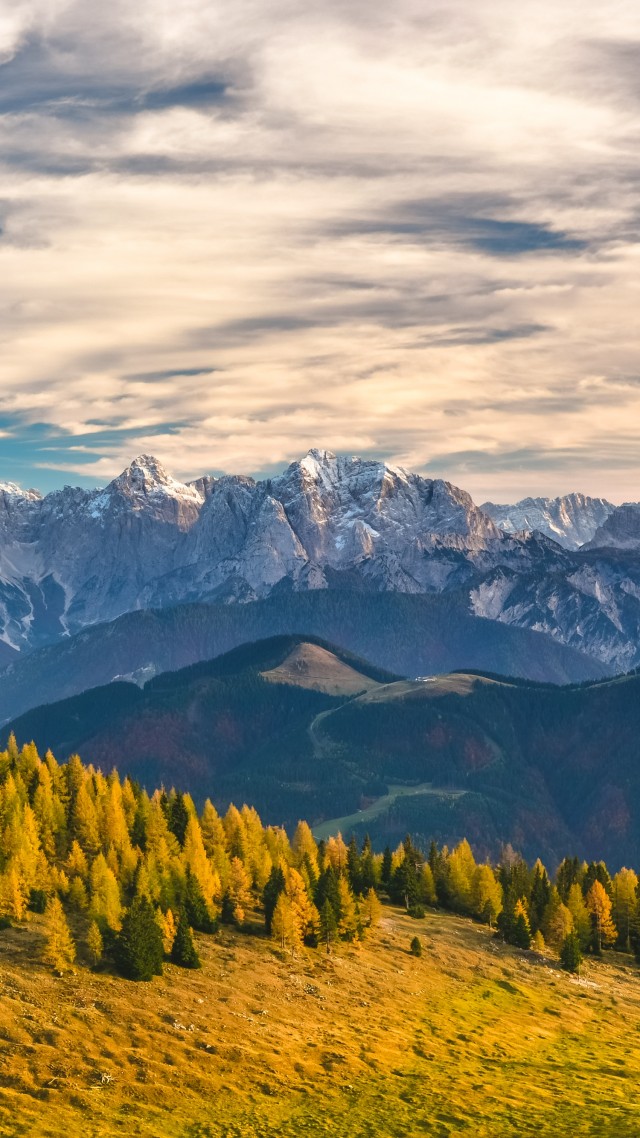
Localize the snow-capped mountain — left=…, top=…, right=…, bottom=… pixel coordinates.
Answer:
left=481, top=494, right=614, bottom=550
left=1, top=450, right=640, bottom=673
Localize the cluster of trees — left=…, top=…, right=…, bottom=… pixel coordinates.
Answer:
left=382, top=835, right=631, bottom=971
left=0, top=738, right=382, bottom=977
left=1, top=734, right=638, bottom=980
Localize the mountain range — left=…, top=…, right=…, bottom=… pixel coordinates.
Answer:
left=2, top=450, right=640, bottom=716
left=6, top=633, right=640, bottom=867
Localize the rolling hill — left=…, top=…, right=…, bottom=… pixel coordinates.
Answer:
left=0, top=589, right=607, bottom=726
left=5, top=636, right=640, bottom=866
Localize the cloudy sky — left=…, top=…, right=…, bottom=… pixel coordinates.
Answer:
left=1, top=0, right=639, bottom=502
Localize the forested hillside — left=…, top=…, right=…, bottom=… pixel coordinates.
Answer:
left=6, top=637, right=640, bottom=865
left=3, top=736, right=640, bottom=1135
left=0, top=589, right=605, bottom=725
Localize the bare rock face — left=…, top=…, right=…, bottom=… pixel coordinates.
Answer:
left=1, top=449, right=640, bottom=672
left=584, top=504, right=640, bottom=551
left=482, top=493, right=614, bottom=550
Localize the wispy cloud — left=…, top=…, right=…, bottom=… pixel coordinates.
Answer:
left=0, top=0, right=639, bottom=502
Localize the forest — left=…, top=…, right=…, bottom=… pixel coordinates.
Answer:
left=0, top=733, right=635, bottom=981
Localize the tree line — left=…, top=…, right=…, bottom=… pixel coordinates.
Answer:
left=0, top=735, right=635, bottom=978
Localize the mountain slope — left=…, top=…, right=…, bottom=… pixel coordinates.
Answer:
left=0, top=590, right=607, bottom=723
left=4, top=902, right=640, bottom=1138
left=482, top=493, right=613, bottom=549
left=5, top=637, right=640, bottom=866
left=2, top=449, right=640, bottom=673
left=585, top=502, right=640, bottom=550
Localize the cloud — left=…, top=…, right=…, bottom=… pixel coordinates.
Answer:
left=0, top=0, right=639, bottom=502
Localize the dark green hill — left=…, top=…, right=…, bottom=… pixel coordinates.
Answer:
left=5, top=637, right=639, bottom=867
left=0, top=589, right=607, bottom=724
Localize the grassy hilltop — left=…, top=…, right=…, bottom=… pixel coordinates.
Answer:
left=2, top=905, right=640, bottom=1138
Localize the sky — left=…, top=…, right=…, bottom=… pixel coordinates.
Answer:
left=0, top=0, right=639, bottom=503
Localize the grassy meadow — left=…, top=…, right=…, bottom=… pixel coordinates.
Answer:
left=1, top=905, right=640, bottom=1137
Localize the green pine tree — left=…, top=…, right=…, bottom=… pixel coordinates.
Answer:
left=184, top=867, right=217, bottom=933
left=114, top=897, right=164, bottom=981
left=319, top=899, right=338, bottom=955
left=410, top=935, right=422, bottom=957
left=560, top=930, right=583, bottom=974
left=262, top=865, right=286, bottom=934
left=170, top=909, right=202, bottom=969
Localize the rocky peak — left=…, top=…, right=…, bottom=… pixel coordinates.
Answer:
left=106, top=455, right=205, bottom=510
left=482, top=493, right=614, bottom=550
left=585, top=503, right=640, bottom=551
left=0, top=482, right=42, bottom=502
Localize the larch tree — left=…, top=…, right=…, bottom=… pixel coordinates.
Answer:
left=42, top=896, right=76, bottom=972
left=226, top=856, right=253, bottom=925
left=471, top=865, right=502, bottom=926
left=612, top=868, right=638, bottom=951
left=292, top=820, right=319, bottom=874
left=362, top=887, right=383, bottom=929
left=586, top=880, right=617, bottom=955
left=89, top=853, right=122, bottom=931
left=566, top=883, right=591, bottom=949
left=541, top=888, right=574, bottom=952
left=86, top=920, right=104, bottom=967
left=271, top=893, right=296, bottom=952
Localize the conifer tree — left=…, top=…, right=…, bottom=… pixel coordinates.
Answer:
left=89, top=853, right=122, bottom=931
left=292, top=820, right=319, bottom=873
left=86, top=920, right=104, bottom=967
left=585, top=880, right=617, bottom=954
left=446, top=840, right=476, bottom=914
left=285, top=867, right=319, bottom=944
left=314, top=865, right=342, bottom=918
left=263, top=865, right=286, bottom=934
left=68, top=876, right=88, bottom=911
left=529, top=861, right=551, bottom=933
left=511, top=899, right=531, bottom=949
left=114, top=897, right=164, bottom=981
left=158, top=908, right=177, bottom=955
left=612, top=868, right=638, bottom=951
left=71, top=782, right=100, bottom=855
left=541, top=887, right=574, bottom=951
left=381, top=846, right=393, bottom=892
left=42, top=896, right=76, bottom=972
left=556, top=856, right=582, bottom=902
left=337, top=876, right=358, bottom=941
left=560, top=930, right=583, bottom=974
left=362, top=887, right=383, bottom=929
left=167, top=792, right=191, bottom=846
left=471, top=865, right=502, bottom=926
left=170, top=909, right=201, bottom=969
left=410, top=935, right=422, bottom=957
left=227, top=856, right=252, bottom=925
left=346, top=836, right=362, bottom=894
left=531, top=929, right=546, bottom=954
left=566, top=883, right=591, bottom=949
left=184, top=867, right=217, bottom=933
left=319, top=898, right=338, bottom=954
left=583, top=861, right=613, bottom=899
left=0, top=866, right=28, bottom=922
left=183, top=815, right=220, bottom=909
left=390, top=857, right=419, bottom=910
left=271, top=893, right=296, bottom=952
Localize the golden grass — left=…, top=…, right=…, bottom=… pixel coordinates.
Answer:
left=1, top=907, right=639, bottom=1137
left=260, top=643, right=380, bottom=696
